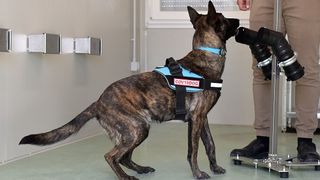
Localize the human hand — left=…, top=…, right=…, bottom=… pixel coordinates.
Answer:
left=237, top=0, right=250, bottom=11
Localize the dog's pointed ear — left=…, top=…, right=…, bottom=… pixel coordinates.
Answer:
left=208, top=1, right=217, bottom=15
left=207, top=1, right=218, bottom=25
left=187, top=6, right=200, bottom=29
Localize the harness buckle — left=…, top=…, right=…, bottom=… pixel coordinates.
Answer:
left=220, top=49, right=227, bottom=56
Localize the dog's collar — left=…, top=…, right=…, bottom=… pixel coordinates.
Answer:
left=196, top=46, right=226, bottom=57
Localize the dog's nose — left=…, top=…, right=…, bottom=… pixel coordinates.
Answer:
left=235, top=19, right=240, bottom=28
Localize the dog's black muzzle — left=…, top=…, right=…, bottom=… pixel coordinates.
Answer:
left=226, top=18, right=240, bottom=40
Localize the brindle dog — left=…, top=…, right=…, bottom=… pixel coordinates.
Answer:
left=20, top=2, right=239, bottom=179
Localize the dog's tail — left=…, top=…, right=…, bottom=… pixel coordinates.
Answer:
left=19, top=102, right=98, bottom=146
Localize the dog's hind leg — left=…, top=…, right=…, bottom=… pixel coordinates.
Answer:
left=120, top=150, right=155, bottom=174
left=104, top=117, right=152, bottom=180
left=105, top=145, right=138, bottom=180
left=200, top=120, right=226, bottom=174
left=118, top=118, right=155, bottom=174
left=119, top=120, right=155, bottom=174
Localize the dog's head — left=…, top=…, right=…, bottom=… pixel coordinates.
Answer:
left=187, top=1, right=240, bottom=48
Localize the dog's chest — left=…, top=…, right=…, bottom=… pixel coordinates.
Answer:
left=186, top=90, right=220, bottom=114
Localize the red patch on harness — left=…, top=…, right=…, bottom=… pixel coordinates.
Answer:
left=174, top=78, right=200, bottom=88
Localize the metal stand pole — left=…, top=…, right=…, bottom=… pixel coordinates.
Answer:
left=231, top=0, right=320, bottom=177
left=269, top=0, right=281, bottom=159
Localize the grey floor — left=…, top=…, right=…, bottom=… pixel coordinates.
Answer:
left=1, top=123, right=320, bottom=180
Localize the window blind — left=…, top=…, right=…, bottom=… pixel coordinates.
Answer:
left=160, top=0, right=238, bottom=11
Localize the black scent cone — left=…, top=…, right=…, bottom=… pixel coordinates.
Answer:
left=235, top=27, right=272, bottom=80
left=257, top=27, right=304, bottom=81
left=235, top=27, right=304, bottom=81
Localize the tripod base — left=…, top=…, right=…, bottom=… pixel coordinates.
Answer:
left=231, top=155, right=320, bottom=178
left=286, top=157, right=320, bottom=171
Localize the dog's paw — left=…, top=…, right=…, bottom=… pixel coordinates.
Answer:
left=211, top=165, right=226, bottom=174
left=136, top=166, right=155, bottom=174
left=194, top=171, right=211, bottom=179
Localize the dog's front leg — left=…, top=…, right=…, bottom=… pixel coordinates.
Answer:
left=187, top=121, right=192, bottom=164
left=187, top=117, right=210, bottom=179
left=200, top=119, right=226, bottom=174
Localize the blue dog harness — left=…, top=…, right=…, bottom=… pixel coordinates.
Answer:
left=153, top=54, right=223, bottom=120
left=154, top=66, right=223, bottom=93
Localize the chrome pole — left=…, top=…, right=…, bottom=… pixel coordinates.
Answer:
left=269, top=0, right=281, bottom=158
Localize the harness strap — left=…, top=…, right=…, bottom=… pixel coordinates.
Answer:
left=162, top=57, right=223, bottom=121
left=164, top=76, right=223, bottom=90
left=165, top=57, right=187, bottom=120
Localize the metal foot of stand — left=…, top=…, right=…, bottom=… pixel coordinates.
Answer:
left=231, top=155, right=320, bottom=178
left=285, top=157, right=320, bottom=171
left=231, top=155, right=289, bottom=178
left=231, top=0, right=320, bottom=178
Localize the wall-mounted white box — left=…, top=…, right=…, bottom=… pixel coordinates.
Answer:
left=0, top=28, right=12, bottom=52
left=27, top=33, right=60, bottom=54
left=61, top=37, right=74, bottom=54
left=75, top=37, right=102, bottom=55
left=11, top=33, right=27, bottom=53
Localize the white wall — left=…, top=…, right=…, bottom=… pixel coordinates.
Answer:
left=0, top=0, right=133, bottom=163
left=0, top=75, right=5, bottom=162
left=210, top=39, right=254, bottom=125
